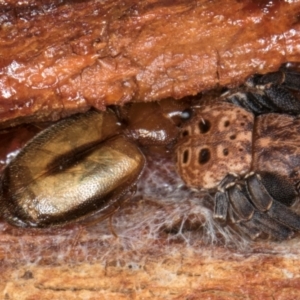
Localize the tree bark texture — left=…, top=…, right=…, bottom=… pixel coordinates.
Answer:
left=0, top=0, right=300, bottom=127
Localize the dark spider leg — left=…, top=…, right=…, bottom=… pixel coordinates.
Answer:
left=227, top=205, right=240, bottom=224
left=263, top=85, right=300, bottom=114
left=267, top=201, right=300, bottom=232
left=282, top=71, right=300, bottom=91
left=257, top=69, right=300, bottom=91
left=246, top=173, right=273, bottom=211
left=226, top=92, right=265, bottom=115
left=236, top=220, right=261, bottom=240
left=246, top=173, right=300, bottom=232
left=225, top=184, right=290, bottom=239
left=244, top=92, right=277, bottom=115
left=225, top=92, right=246, bottom=108
left=218, top=173, right=238, bottom=189
left=253, top=69, right=300, bottom=114
left=213, top=182, right=254, bottom=223
left=227, top=84, right=300, bottom=115
left=226, top=184, right=254, bottom=221
left=213, top=173, right=238, bottom=222
left=213, top=191, right=228, bottom=222
left=258, top=172, right=299, bottom=207
left=213, top=173, right=299, bottom=240
left=228, top=199, right=293, bottom=240
left=246, top=92, right=279, bottom=113
left=253, top=71, right=284, bottom=86
left=226, top=69, right=300, bottom=115
left=239, top=92, right=268, bottom=115
left=251, top=211, right=294, bottom=240
left=226, top=91, right=279, bottom=115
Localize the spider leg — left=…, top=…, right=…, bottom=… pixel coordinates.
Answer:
left=245, top=173, right=273, bottom=211
left=232, top=207, right=294, bottom=240
left=246, top=172, right=300, bottom=232
left=214, top=182, right=260, bottom=237
left=258, top=172, right=299, bottom=207
left=251, top=211, right=294, bottom=240
left=262, top=85, right=300, bottom=115
left=213, top=174, right=240, bottom=222
left=213, top=191, right=228, bottom=222
left=214, top=183, right=255, bottom=224
left=226, top=68, right=300, bottom=115
left=227, top=92, right=270, bottom=115
left=237, top=218, right=261, bottom=240
left=226, top=184, right=254, bottom=221
left=268, top=201, right=300, bottom=232
left=225, top=183, right=293, bottom=240
left=255, top=69, right=300, bottom=91
left=213, top=172, right=300, bottom=240
left=282, top=70, right=300, bottom=91
left=237, top=211, right=294, bottom=241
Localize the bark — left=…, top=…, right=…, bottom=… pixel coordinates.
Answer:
left=1, top=0, right=300, bottom=127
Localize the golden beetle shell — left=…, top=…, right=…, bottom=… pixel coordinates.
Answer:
left=0, top=110, right=145, bottom=228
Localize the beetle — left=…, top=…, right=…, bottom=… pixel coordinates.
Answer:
left=0, top=98, right=187, bottom=228
left=1, top=65, right=300, bottom=241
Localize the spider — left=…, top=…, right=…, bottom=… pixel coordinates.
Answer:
left=1, top=65, right=300, bottom=241
left=177, top=68, right=300, bottom=240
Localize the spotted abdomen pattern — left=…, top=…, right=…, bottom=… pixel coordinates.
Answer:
left=176, top=102, right=254, bottom=189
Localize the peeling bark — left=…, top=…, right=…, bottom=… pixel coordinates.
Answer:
left=1, top=0, right=300, bottom=127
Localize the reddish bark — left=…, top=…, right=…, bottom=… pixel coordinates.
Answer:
left=1, top=0, right=300, bottom=127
